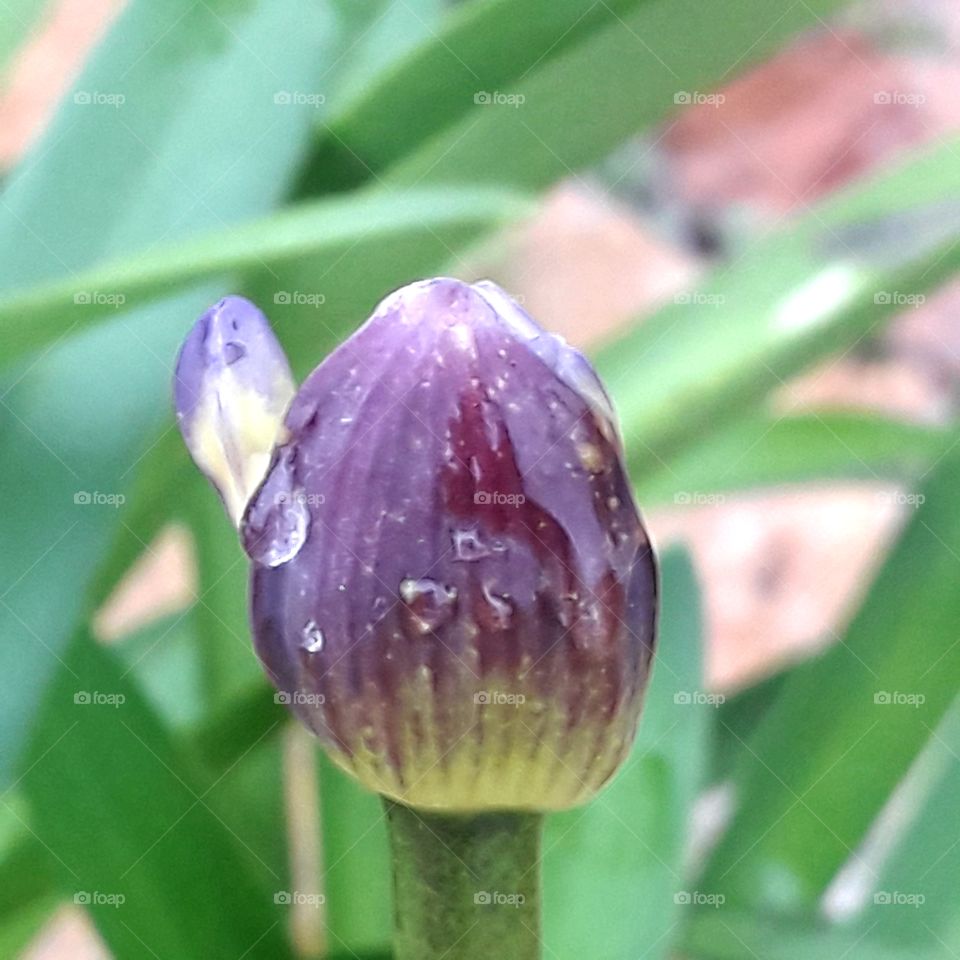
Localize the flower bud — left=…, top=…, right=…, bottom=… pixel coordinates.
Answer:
left=237, top=278, right=657, bottom=812
left=174, top=296, right=295, bottom=525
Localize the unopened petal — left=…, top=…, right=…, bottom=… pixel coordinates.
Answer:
left=174, top=296, right=295, bottom=526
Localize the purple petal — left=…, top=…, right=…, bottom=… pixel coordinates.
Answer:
left=174, top=295, right=295, bottom=525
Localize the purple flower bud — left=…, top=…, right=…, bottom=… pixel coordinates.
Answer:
left=174, top=296, right=296, bottom=525
left=239, top=278, right=657, bottom=812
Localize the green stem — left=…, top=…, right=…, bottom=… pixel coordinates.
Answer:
left=384, top=799, right=543, bottom=960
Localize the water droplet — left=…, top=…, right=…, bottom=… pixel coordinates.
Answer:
left=399, top=578, right=458, bottom=632
left=576, top=441, right=605, bottom=474
left=572, top=597, right=613, bottom=653
left=557, top=593, right=578, bottom=628
left=302, top=621, right=325, bottom=653
left=481, top=584, right=514, bottom=630
left=452, top=527, right=491, bottom=562
left=244, top=484, right=310, bottom=567
left=223, top=340, right=246, bottom=365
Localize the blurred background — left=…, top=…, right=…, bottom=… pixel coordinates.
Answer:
left=2, top=0, right=960, bottom=957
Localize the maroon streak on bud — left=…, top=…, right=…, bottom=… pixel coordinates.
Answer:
left=241, top=278, right=657, bottom=811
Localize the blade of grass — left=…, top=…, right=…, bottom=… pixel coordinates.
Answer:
left=701, top=433, right=960, bottom=906
left=633, top=412, right=949, bottom=507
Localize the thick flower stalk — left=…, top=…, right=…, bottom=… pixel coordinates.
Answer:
left=174, top=278, right=658, bottom=960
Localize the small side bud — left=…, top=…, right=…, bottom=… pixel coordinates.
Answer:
left=173, top=296, right=295, bottom=526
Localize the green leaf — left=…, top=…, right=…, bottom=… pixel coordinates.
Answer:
left=853, top=702, right=960, bottom=952
left=598, top=136, right=960, bottom=461
left=22, top=632, right=293, bottom=959
left=319, top=755, right=393, bottom=955
left=0, top=185, right=531, bottom=368
left=543, top=548, right=708, bottom=960
left=297, top=0, right=649, bottom=192
left=701, top=434, right=960, bottom=907
left=684, top=912, right=934, bottom=960
left=88, top=428, right=192, bottom=611
left=709, top=667, right=791, bottom=784
left=0, top=801, right=59, bottom=928
left=387, top=0, right=852, bottom=189
left=633, top=413, right=949, bottom=507
left=186, top=483, right=265, bottom=708
left=325, top=0, right=446, bottom=110
left=114, top=611, right=206, bottom=733
left=0, top=897, right=59, bottom=959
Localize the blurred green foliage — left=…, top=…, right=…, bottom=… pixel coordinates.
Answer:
left=0, top=0, right=957, bottom=958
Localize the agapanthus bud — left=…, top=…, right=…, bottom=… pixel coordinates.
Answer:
left=238, top=278, right=657, bottom=812
left=174, top=296, right=295, bottom=525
